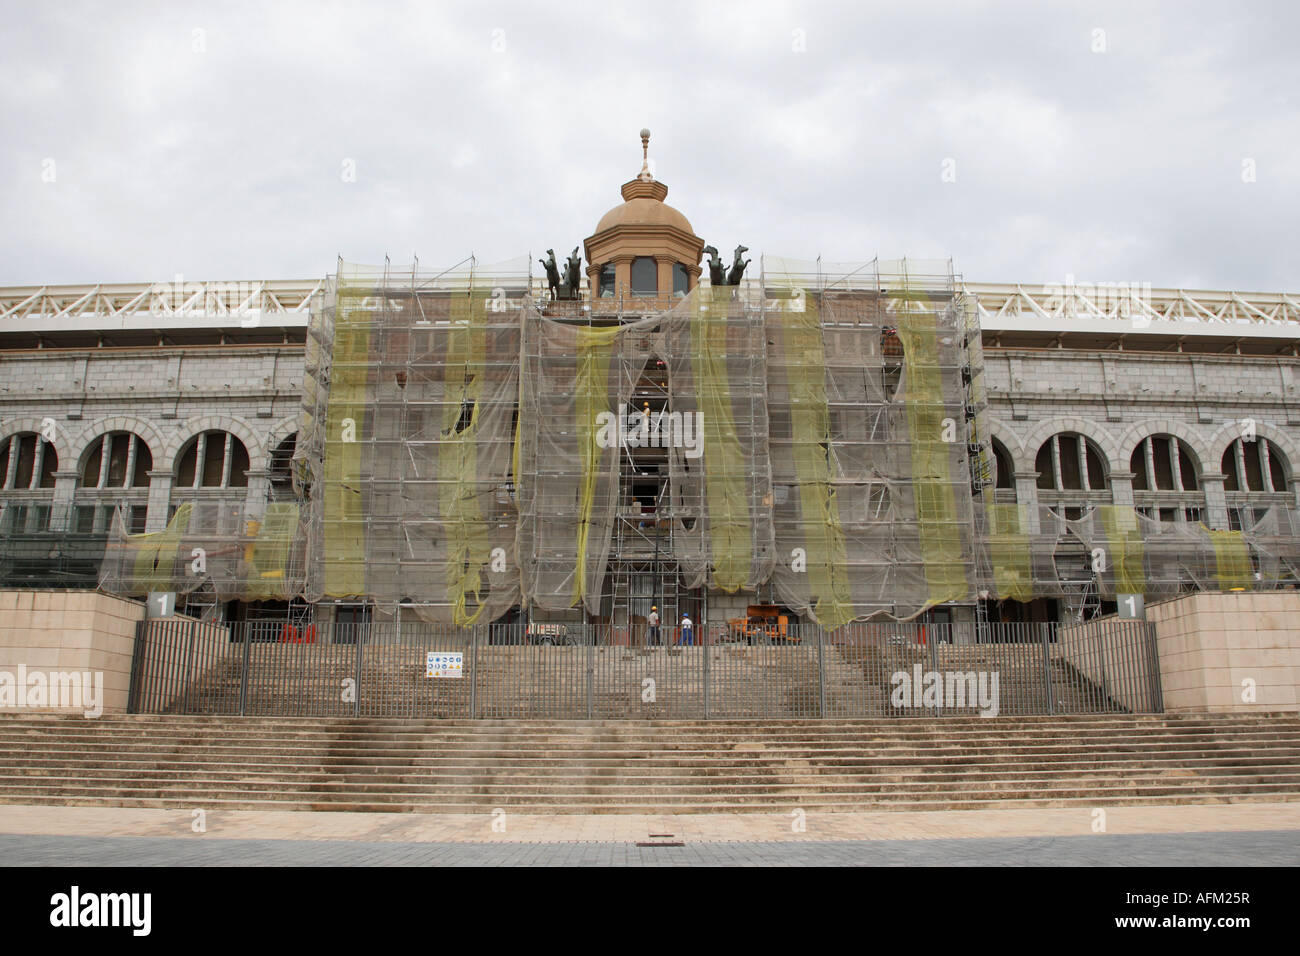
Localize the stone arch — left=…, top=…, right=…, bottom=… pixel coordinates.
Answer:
left=0, top=416, right=63, bottom=450
left=164, top=415, right=266, bottom=474
left=266, top=417, right=300, bottom=459
left=1208, top=420, right=1300, bottom=483
left=1020, top=417, right=1121, bottom=473
left=68, top=416, right=167, bottom=479
left=0, top=417, right=64, bottom=479
left=982, top=417, right=1025, bottom=476
left=1117, top=419, right=1213, bottom=481
left=982, top=418, right=1024, bottom=468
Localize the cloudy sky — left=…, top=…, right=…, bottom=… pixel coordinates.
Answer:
left=2, top=0, right=1296, bottom=291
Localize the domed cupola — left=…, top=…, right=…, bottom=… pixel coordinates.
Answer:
left=584, top=130, right=705, bottom=300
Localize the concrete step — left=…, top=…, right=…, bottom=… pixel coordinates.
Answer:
left=6, top=752, right=1299, bottom=778
left=7, top=765, right=1296, bottom=787
left=0, top=780, right=1294, bottom=806
left=1, top=790, right=1294, bottom=814
left=2, top=713, right=1296, bottom=815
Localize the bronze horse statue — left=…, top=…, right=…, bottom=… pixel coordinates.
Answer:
left=727, top=244, right=750, bottom=285
left=562, top=247, right=582, bottom=299
left=539, top=249, right=561, bottom=300
left=702, top=245, right=726, bottom=286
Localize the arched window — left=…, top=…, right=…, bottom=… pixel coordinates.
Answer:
left=1130, top=435, right=1202, bottom=524
left=599, top=263, right=615, bottom=298
left=991, top=438, right=1014, bottom=490
left=1131, top=435, right=1198, bottom=491
left=672, top=263, right=689, bottom=296
left=75, top=432, right=152, bottom=534
left=0, top=432, right=57, bottom=533
left=0, top=432, right=57, bottom=490
left=1222, top=438, right=1287, bottom=493
left=270, top=433, right=297, bottom=499
left=81, top=432, right=152, bottom=489
left=1222, top=437, right=1288, bottom=532
left=1035, top=433, right=1108, bottom=491
left=630, top=257, right=657, bottom=295
left=176, top=431, right=250, bottom=488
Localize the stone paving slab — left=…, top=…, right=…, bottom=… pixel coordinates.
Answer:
left=3, top=830, right=1298, bottom=866
left=0, top=801, right=1295, bottom=844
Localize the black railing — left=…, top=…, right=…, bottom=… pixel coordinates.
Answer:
left=127, top=617, right=1163, bottom=719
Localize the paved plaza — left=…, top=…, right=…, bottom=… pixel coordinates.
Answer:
left=0, top=802, right=1295, bottom=866
left=2, top=829, right=1298, bottom=866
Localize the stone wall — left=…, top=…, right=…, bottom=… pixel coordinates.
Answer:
left=0, top=590, right=145, bottom=714
left=1147, top=591, right=1300, bottom=713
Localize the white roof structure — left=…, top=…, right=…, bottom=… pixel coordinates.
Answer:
left=1, top=273, right=1296, bottom=352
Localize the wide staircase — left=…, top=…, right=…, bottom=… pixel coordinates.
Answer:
left=1, top=713, right=1298, bottom=813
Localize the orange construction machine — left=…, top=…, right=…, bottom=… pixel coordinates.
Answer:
left=726, top=605, right=798, bottom=645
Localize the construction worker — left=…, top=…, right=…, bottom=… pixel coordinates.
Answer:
left=647, top=606, right=660, bottom=646
left=679, top=612, right=694, bottom=646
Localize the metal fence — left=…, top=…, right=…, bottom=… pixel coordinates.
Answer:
left=128, top=618, right=1163, bottom=718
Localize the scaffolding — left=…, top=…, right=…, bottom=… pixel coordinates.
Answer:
left=293, top=257, right=527, bottom=625
left=97, top=498, right=305, bottom=608
left=93, top=254, right=1300, bottom=625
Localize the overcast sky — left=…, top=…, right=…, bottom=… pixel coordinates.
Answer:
left=2, top=0, right=1296, bottom=291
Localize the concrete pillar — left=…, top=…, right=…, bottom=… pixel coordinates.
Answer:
left=1201, top=474, right=1229, bottom=530
left=244, top=469, right=271, bottom=521
left=145, top=469, right=174, bottom=533
left=1109, top=470, right=1135, bottom=509
left=1289, top=476, right=1300, bottom=511
left=1013, top=471, right=1042, bottom=534
left=49, top=469, right=79, bottom=533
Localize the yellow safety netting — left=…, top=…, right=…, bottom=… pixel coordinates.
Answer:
left=655, top=289, right=774, bottom=595
left=243, top=503, right=301, bottom=601
left=129, top=502, right=191, bottom=594
left=99, top=499, right=305, bottom=602
left=690, top=289, right=753, bottom=591
left=573, top=325, right=618, bottom=606
left=1210, top=529, right=1254, bottom=591
left=515, top=306, right=629, bottom=615
left=895, top=289, right=971, bottom=610
left=321, top=277, right=368, bottom=597
left=1099, top=505, right=1146, bottom=595
left=297, top=263, right=521, bottom=622
left=767, top=292, right=853, bottom=629
left=987, top=503, right=1034, bottom=603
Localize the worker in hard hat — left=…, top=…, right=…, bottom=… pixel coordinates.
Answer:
left=646, top=606, right=660, bottom=646
left=679, top=612, right=694, bottom=646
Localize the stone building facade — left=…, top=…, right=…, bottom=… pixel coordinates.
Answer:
left=3, top=289, right=1298, bottom=628
left=983, top=348, right=1300, bottom=529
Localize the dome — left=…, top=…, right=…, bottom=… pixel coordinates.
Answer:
left=595, top=197, right=695, bottom=235
left=592, top=178, right=696, bottom=237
